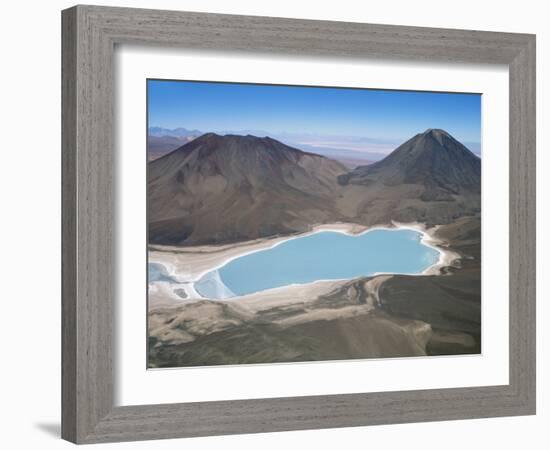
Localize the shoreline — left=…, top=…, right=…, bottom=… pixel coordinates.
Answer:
left=148, top=221, right=459, bottom=307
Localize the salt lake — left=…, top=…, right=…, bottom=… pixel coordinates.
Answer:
left=192, top=229, right=440, bottom=299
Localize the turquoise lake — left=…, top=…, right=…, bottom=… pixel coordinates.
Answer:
left=193, top=229, right=440, bottom=299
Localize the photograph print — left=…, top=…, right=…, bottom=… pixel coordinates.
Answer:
left=147, top=80, right=481, bottom=368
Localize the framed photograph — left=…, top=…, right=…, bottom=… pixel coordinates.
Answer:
left=62, top=5, right=536, bottom=444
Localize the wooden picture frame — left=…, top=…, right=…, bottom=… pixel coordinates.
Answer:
left=61, top=5, right=536, bottom=444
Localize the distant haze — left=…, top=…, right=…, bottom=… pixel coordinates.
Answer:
left=147, top=126, right=481, bottom=167
left=148, top=79, right=481, bottom=166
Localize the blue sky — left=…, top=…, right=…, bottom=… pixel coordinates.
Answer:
left=148, top=79, right=481, bottom=154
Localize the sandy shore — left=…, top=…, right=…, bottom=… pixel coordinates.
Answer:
left=148, top=218, right=480, bottom=366
left=148, top=221, right=458, bottom=310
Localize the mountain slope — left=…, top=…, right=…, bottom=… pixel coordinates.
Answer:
left=148, top=133, right=348, bottom=245
left=338, top=129, right=481, bottom=201
left=332, top=129, right=481, bottom=226
left=148, top=130, right=482, bottom=246
left=147, top=135, right=199, bottom=161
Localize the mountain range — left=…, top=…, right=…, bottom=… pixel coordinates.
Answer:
left=148, top=126, right=202, bottom=137
left=148, top=129, right=481, bottom=246
left=147, top=127, right=407, bottom=165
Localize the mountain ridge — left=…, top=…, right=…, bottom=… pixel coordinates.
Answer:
left=148, top=133, right=348, bottom=245
left=148, top=130, right=481, bottom=246
left=148, top=126, right=202, bottom=137
left=338, top=129, right=481, bottom=202
left=155, top=132, right=332, bottom=162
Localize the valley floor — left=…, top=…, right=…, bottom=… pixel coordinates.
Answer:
left=147, top=218, right=481, bottom=368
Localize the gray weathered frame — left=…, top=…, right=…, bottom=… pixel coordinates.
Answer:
left=61, top=5, right=536, bottom=444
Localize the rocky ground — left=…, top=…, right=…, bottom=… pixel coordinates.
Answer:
left=148, top=216, right=481, bottom=368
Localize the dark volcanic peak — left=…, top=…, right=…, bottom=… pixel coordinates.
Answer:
left=420, top=128, right=474, bottom=150
left=338, top=128, right=481, bottom=199
left=148, top=133, right=347, bottom=245
left=198, top=132, right=278, bottom=144
left=155, top=132, right=326, bottom=163
left=424, top=128, right=450, bottom=138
